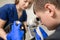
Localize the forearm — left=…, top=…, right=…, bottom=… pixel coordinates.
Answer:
left=0, top=28, right=7, bottom=40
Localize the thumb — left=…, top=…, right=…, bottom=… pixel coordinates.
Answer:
left=16, top=21, right=22, bottom=28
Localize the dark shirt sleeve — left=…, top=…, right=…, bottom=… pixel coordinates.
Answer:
left=23, top=10, right=27, bottom=21
left=20, top=10, right=27, bottom=22
left=0, top=4, right=8, bottom=20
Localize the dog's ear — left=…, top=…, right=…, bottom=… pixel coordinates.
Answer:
left=4, top=26, right=11, bottom=33
left=4, top=23, right=12, bottom=33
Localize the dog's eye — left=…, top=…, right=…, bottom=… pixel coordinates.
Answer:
left=36, top=18, right=40, bottom=21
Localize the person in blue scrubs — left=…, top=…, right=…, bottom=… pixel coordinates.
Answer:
left=0, top=0, right=34, bottom=40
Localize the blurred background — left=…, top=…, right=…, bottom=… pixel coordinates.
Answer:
left=0, top=0, right=14, bottom=7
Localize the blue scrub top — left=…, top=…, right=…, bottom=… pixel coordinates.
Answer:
left=0, top=4, right=27, bottom=28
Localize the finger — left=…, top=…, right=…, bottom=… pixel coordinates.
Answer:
left=13, top=21, right=16, bottom=26
left=6, top=34, right=11, bottom=40
left=16, top=21, right=22, bottom=28
left=11, top=21, right=16, bottom=30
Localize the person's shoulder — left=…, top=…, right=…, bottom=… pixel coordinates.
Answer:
left=45, top=30, right=60, bottom=40
left=0, top=4, right=11, bottom=10
left=22, top=10, right=27, bottom=16
left=6, top=4, right=15, bottom=7
left=23, top=10, right=27, bottom=14
left=4, top=4, right=14, bottom=6
left=0, top=4, right=15, bottom=9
